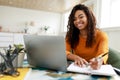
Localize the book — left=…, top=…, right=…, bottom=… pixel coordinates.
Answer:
left=67, top=63, right=117, bottom=76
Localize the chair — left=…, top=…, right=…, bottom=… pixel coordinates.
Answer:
left=107, top=48, right=120, bottom=69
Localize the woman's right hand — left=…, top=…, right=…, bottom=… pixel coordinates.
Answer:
left=67, top=54, right=88, bottom=67
left=74, top=55, right=88, bottom=67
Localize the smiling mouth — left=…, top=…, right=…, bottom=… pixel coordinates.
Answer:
left=77, top=23, right=83, bottom=27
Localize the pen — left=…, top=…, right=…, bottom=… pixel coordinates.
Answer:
left=97, top=52, right=108, bottom=59
left=85, top=53, right=108, bottom=67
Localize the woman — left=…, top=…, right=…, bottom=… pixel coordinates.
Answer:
left=66, top=4, right=108, bottom=70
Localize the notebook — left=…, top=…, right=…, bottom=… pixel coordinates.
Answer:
left=67, top=62, right=117, bottom=76
left=24, top=35, right=116, bottom=76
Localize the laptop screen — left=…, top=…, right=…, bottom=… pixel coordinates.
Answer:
left=24, top=35, right=67, bottom=72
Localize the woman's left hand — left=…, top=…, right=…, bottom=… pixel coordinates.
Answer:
left=89, top=57, right=103, bottom=70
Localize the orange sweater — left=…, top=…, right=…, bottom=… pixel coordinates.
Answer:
left=66, top=30, right=109, bottom=64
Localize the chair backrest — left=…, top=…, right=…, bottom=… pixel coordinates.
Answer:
left=107, top=48, right=120, bottom=69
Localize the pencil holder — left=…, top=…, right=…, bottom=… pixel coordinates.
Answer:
left=0, top=44, right=24, bottom=77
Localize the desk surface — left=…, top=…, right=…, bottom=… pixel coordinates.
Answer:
left=24, top=68, right=120, bottom=80
left=0, top=67, right=120, bottom=80
left=0, top=68, right=29, bottom=80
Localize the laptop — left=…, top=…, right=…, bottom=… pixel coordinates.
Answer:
left=24, top=35, right=68, bottom=72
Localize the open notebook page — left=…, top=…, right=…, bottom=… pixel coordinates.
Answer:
left=67, top=62, right=117, bottom=76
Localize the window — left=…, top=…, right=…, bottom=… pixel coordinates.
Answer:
left=110, top=0, right=120, bottom=27
left=100, top=0, right=120, bottom=28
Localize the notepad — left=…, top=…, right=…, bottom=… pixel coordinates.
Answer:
left=67, top=63, right=117, bottom=76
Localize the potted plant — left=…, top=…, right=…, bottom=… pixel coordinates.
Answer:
left=43, top=26, right=49, bottom=33
left=0, top=44, right=24, bottom=77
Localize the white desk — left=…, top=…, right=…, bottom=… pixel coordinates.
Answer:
left=24, top=68, right=120, bottom=80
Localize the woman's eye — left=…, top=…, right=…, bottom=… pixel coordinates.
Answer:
left=79, top=16, right=84, bottom=18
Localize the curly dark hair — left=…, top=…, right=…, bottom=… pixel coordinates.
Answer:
left=66, top=4, right=96, bottom=49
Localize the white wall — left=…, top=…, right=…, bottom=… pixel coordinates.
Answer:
left=0, top=6, right=61, bottom=34
left=102, top=27, right=120, bottom=52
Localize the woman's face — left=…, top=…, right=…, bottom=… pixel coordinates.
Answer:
left=73, top=10, right=88, bottom=30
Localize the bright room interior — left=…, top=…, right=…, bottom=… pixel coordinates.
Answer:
left=0, top=0, right=120, bottom=79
